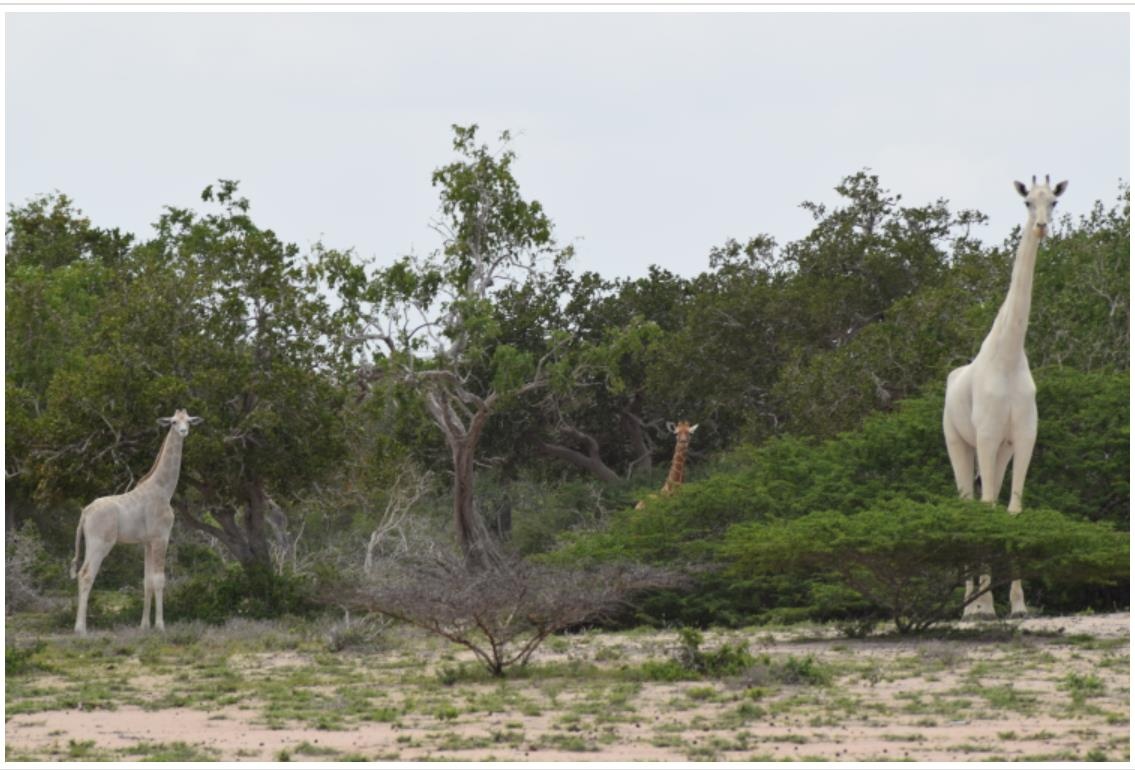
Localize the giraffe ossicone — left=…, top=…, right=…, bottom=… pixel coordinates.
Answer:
left=943, top=176, right=1066, bottom=619
left=71, top=409, right=202, bottom=634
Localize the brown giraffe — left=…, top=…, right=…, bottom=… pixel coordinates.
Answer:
left=635, top=420, right=698, bottom=510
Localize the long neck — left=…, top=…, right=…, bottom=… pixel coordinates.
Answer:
left=137, top=428, right=184, bottom=498
left=662, top=441, right=688, bottom=493
left=987, top=218, right=1042, bottom=356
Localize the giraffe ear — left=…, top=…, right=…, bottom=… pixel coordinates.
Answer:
left=188, top=416, right=204, bottom=425
left=1014, top=181, right=1029, bottom=197
left=157, top=417, right=173, bottom=427
left=666, top=421, right=676, bottom=433
left=1053, top=180, right=1068, bottom=197
left=689, top=424, right=699, bottom=433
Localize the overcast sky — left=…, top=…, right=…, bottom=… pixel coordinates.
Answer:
left=5, top=10, right=1129, bottom=280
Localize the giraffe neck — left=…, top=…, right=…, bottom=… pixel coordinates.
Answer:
left=135, top=428, right=184, bottom=499
left=661, top=442, right=688, bottom=494
left=985, top=218, right=1041, bottom=361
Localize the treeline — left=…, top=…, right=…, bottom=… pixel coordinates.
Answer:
left=5, top=125, right=1129, bottom=627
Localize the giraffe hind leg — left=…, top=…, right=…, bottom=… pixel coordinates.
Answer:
left=75, top=537, right=115, bottom=635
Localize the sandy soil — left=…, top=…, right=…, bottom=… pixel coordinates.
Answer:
left=6, top=612, right=1129, bottom=762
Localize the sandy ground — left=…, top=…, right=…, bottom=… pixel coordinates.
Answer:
left=6, top=612, right=1130, bottom=762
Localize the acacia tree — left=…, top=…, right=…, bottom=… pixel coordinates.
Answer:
left=325, top=125, right=577, bottom=566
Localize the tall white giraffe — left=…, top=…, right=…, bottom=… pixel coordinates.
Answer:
left=943, top=175, right=1066, bottom=618
left=71, top=409, right=202, bottom=633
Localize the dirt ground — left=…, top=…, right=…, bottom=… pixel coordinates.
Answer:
left=5, top=612, right=1129, bottom=762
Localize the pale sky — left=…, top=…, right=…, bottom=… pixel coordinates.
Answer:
left=5, top=10, right=1130, bottom=279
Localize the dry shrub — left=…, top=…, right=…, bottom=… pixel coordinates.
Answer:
left=5, top=522, right=59, bottom=614
left=341, top=550, right=685, bottom=676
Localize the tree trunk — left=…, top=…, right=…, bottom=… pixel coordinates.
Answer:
left=178, top=476, right=273, bottom=569
left=241, top=480, right=273, bottom=567
left=451, top=438, right=499, bottom=570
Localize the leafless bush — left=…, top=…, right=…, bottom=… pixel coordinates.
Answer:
left=341, top=551, right=685, bottom=676
left=5, top=522, right=57, bottom=614
left=324, top=611, right=392, bottom=653
left=364, top=466, right=434, bottom=573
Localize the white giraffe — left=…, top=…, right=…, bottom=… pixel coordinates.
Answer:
left=943, top=175, right=1066, bottom=618
left=71, top=409, right=202, bottom=634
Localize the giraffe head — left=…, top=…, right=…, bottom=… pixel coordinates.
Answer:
left=157, top=408, right=203, bottom=437
left=1014, top=175, right=1067, bottom=237
left=666, top=420, right=699, bottom=449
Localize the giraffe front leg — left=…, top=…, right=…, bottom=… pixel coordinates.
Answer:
left=1007, top=425, right=1037, bottom=618
left=141, top=542, right=153, bottom=630
left=963, top=434, right=1002, bottom=619
left=152, top=539, right=169, bottom=631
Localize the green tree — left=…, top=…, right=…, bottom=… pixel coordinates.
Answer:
left=324, top=125, right=577, bottom=566
left=6, top=195, right=133, bottom=520
left=771, top=183, right=1128, bottom=439
left=6, top=183, right=350, bottom=570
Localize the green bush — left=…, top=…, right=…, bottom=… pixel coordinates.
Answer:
left=674, top=627, right=756, bottom=677
left=553, top=368, right=1129, bottom=625
left=153, top=563, right=319, bottom=625
left=722, top=499, right=1128, bottom=633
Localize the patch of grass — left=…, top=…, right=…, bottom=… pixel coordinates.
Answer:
left=1064, top=634, right=1128, bottom=651
left=124, top=741, right=220, bottom=761
left=535, top=732, right=598, bottom=752
left=952, top=683, right=1038, bottom=714
left=684, top=685, right=718, bottom=702
left=1061, top=672, right=1106, bottom=700
left=626, top=658, right=693, bottom=682
left=6, top=641, right=51, bottom=676
left=946, top=742, right=997, bottom=753
left=66, top=739, right=99, bottom=759
left=593, top=644, right=625, bottom=662
left=738, top=654, right=833, bottom=688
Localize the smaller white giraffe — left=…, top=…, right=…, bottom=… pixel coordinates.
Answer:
left=71, top=409, right=202, bottom=634
left=943, top=175, right=1066, bottom=619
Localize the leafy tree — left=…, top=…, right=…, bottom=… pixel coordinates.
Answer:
left=523, top=273, right=675, bottom=483
left=6, top=183, right=350, bottom=570
left=6, top=195, right=133, bottom=520
left=771, top=183, right=1128, bottom=439
left=722, top=500, right=1128, bottom=633
left=324, top=125, right=577, bottom=565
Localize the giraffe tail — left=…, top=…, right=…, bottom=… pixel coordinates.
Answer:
left=70, top=509, right=85, bottom=580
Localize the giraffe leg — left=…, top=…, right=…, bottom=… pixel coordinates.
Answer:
left=944, top=423, right=975, bottom=502
left=964, top=434, right=1002, bottom=619
left=945, top=422, right=991, bottom=619
left=141, top=542, right=154, bottom=630
left=152, top=539, right=169, bottom=631
left=1007, top=425, right=1037, bottom=617
left=75, top=538, right=114, bottom=635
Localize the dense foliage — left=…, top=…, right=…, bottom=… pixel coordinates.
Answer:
left=5, top=126, right=1128, bottom=631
